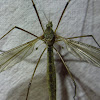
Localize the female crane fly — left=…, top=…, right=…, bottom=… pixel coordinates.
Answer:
left=0, top=0, right=100, bottom=100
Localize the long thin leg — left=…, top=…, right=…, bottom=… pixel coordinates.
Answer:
left=0, top=26, right=38, bottom=40
left=66, top=35, right=100, bottom=47
left=31, top=0, right=44, bottom=33
left=55, top=0, right=71, bottom=32
left=26, top=48, right=46, bottom=100
left=54, top=47, right=76, bottom=100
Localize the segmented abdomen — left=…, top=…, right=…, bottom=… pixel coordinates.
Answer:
left=47, top=45, right=56, bottom=100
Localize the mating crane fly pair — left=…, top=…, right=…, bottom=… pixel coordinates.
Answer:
left=0, top=0, right=100, bottom=100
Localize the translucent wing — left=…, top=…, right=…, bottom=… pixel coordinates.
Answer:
left=58, top=36, right=100, bottom=67
left=0, top=38, right=38, bottom=72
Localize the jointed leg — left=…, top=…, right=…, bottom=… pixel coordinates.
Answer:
left=31, top=0, right=44, bottom=33
left=54, top=47, right=76, bottom=100
left=26, top=48, right=46, bottom=100
left=0, top=26, right=38, bottom=40
left=67, top=35, right=100, bottom=47
left=55, top=0, right=71, bottom=32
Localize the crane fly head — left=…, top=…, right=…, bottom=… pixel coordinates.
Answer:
left=46, top=21, right=53, bottom=29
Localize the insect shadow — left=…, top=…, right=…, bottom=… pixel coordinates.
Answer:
left=5, top=44, right=98, bottom=100
left=1, top=0, right=100, bottom=99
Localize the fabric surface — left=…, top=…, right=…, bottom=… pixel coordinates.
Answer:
left=0, top=0, right=100, bottom=100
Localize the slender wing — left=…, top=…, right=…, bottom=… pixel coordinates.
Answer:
left=58, top=36, right=100, bottom=67
left=0, top=38, right=38, bottom=72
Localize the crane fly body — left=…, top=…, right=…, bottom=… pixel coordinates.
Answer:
left=0, top=0, right=100, bottom=100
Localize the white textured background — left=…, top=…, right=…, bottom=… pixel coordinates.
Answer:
left=0, top=0, right=100, bottom=100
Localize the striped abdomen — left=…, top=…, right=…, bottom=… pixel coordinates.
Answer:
left=47, top=45, right=56, bottom=100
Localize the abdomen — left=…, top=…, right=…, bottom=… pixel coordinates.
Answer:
left=47, top=45, right=56, bottom=100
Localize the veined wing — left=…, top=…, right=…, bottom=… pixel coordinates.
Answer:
left=0, top=38, right=38, bottom=72
left=58, top=36, right=100, bottom=67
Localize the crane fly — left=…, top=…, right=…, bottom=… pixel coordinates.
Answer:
left=0, top=0, right=100, bottom=100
